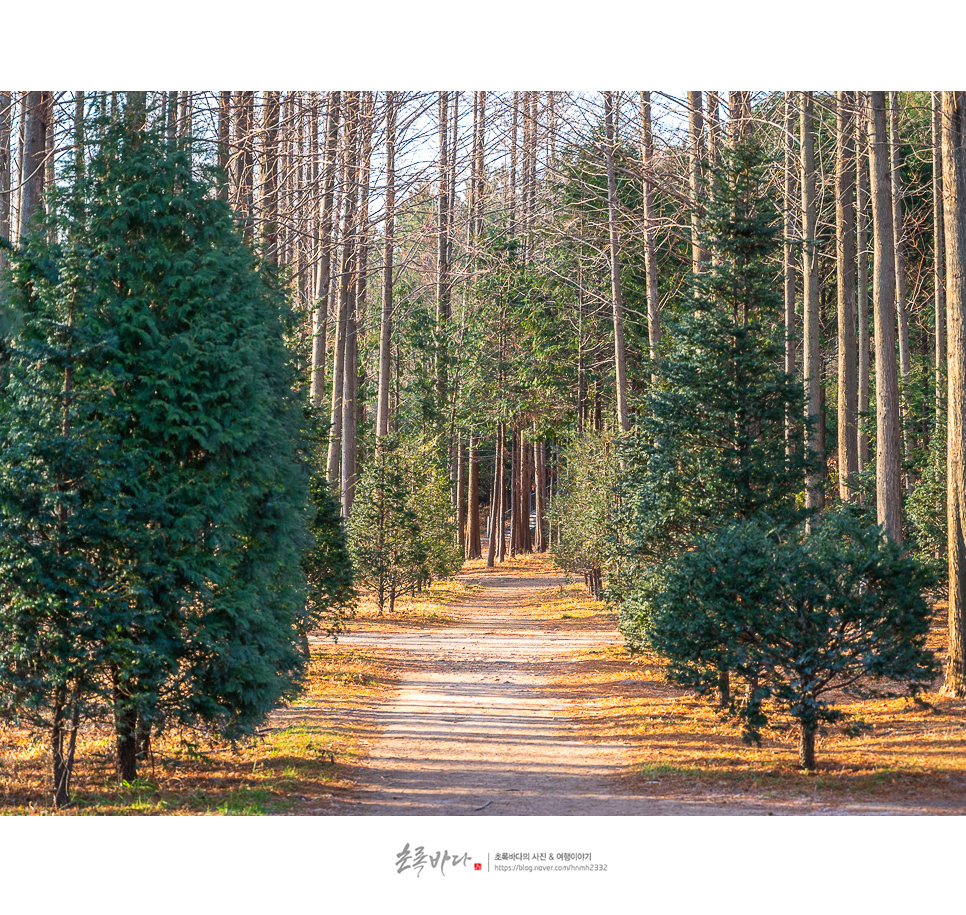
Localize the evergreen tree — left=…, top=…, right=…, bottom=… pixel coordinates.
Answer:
left=614, top=138, right=814, bottom=644
left=0, top=110, right=343, bottom=803
left=649, top=507, right=937, bottom=769
left=549, top=431, right=616, bottom=597
left=349, top=436, right=427, bottom=614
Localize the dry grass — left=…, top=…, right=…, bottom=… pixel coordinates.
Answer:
left=0, top=646, right=396, bottom=815
left=349, top=577, right=484, bottom=629
left=532, top=580, right=966, bottom=810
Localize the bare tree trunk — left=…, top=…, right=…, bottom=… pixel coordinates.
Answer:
left=784, top=92, right=798, bottom=450
left=890, top=92, right=913, bottom=484
left=869, top=91, right=903, bottom=544
left=233, top=91, right=255, bottom=241
left=706, top=91, right=721, bottom=166
left=639, top=92, right=661, bottom=381
left=534, top=432, right=547, bottom=552
left=342, top=93, right=373, bottom=518
left=310, top=91, right=340, bottom=409
left=942, top=90, right=966, bottom=697
left=934, top=92, right=947, bottom=427
left=687, top=90, right=708, bottom=274
left=217, top=91, right=231, bottom=202
left=457, top=437, right=467, bottom=549
left=19, top=91, right=50, bottom=236
left=436, top=91, right=451, bottom=416
left=857, top=95, right=872, bottom=471
left=836, top=91, right=859, bottom=500
left=801, top=92, right=824, bottom=513
left=942, top=92, right=966, bottom=698
left=466, top=434, right=482, bottom=559
left=377, top=91, right=396, bottom=439
left=603, top=91, right=631, bottom=433
left=260, top=91, right=280, bottom=265
left=326, top=92, right=359, bottom=490
left=0, top=92, right=12, bottom=269
left=486, top=424, right=505, bottom=567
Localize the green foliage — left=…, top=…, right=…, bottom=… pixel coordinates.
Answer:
left=549, top=431, right=617, bottom=596
left=649, top=507, right=937, bottom=767
left=907, top=407, right=947, bottom=588
left=614, top=138, right=814, bottom=645
left=0, top=111, right=339, bottom=795
left=303, top=414, right=357, bottom=639
left=348, top=433, right=461, bottom=614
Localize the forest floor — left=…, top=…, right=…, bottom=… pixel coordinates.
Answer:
left=3, top=553, right=966, bottom=814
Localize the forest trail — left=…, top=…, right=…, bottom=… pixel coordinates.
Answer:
left=322, top=564, right=778, bottom=816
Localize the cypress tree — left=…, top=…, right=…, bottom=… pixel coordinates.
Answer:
left=0, top=109, right=349, bottom=803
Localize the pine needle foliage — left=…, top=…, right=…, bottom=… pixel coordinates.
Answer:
left=649, top=507, right=937, bottom=769
left=614, top=139, right=815, bottom=645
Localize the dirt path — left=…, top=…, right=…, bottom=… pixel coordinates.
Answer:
left=325, top=569, right=784, bottom=815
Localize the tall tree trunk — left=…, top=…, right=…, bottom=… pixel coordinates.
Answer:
left=784, top=92, right=798, bottom=450
left=942, top=91, right=966, bottom=697
left=836, top=91, right=859, bottom=500
left=869, top=91, right=903, bottom=543
left=326, top=92, right=359, bottom=490
left=509, top=425, right=519, bottom=556
left=706, top=91, right=721, bottom=166
left=486, top=424, right=505, bottom=567
left=857, top=94, right=872, bottom=471
left=639, top=92, right=661, bottom=381
left=801, top=92, right=824, bottom=513
left=260, top=91, right=280, bottom=265
left=217, top=91, right=231, bottom=201
left=603, top=91, right=631, bottom=433
left=311, top=91, right=341, bottom=409
left=934, top=92, right=947, bottom=427
left=687, top=90, right=708, bottom=274
left=890, top=92, right=913, bottom=484
left=466, top=434, right=482, bottom=559
left=19, top=91, right=50, bottom=237
left=342, top=93, right=373, bottom=518
left=377, top=91, right=396, bottom=439
left=1, top=92, right=12, bottom=269
left=534, top=434, right=547, bottom=552
left=436, top=91, right=451, bottom=417
left=233, top=91, right=255, bottom=241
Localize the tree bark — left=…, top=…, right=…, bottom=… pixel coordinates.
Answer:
left=342, top=93, right=373, bottom=518
left=890, top=92, right=913, bottom=483
left=19, top=91, right=50, bottom=237
left=377, top=91, right=396, bottom=439
left=784, top=92, right=797, bottom=451
left=800, top=92, right=824, bottom=513
left=217, top=91, right=230, bottom=202
left=869, top=91, right=903, bottom=544
left=639, top=92, right=661, bottom=382
left=942, top=91, right=966, bottom=697
left=534, top=436, right=547, bottom=552
left=603, top=91, right=631, bottom=433
left=436, top=91, right=451, bottom=416
left=466, top=434, right=482, bottom=559
left=260, top=91, right=281, bottom=264
left=836, top=91, right=859, bottom=500
left=233, top=91, right=256, bottom=241
left=934, top=92, right=947, bottom=427
left=1, top=92, right=12, bottom=269
left=310, top=91, right=341, bottom=409
left=326, top=93, right=359, bottom=490
left=687, top=90, right=708, bottom=274
left=486, top=424, right=505, bottom=567
left=857, top=95, right=872, bottom=471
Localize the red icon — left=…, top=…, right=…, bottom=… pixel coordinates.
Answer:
left=474, top=863, right=482, bottom=871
